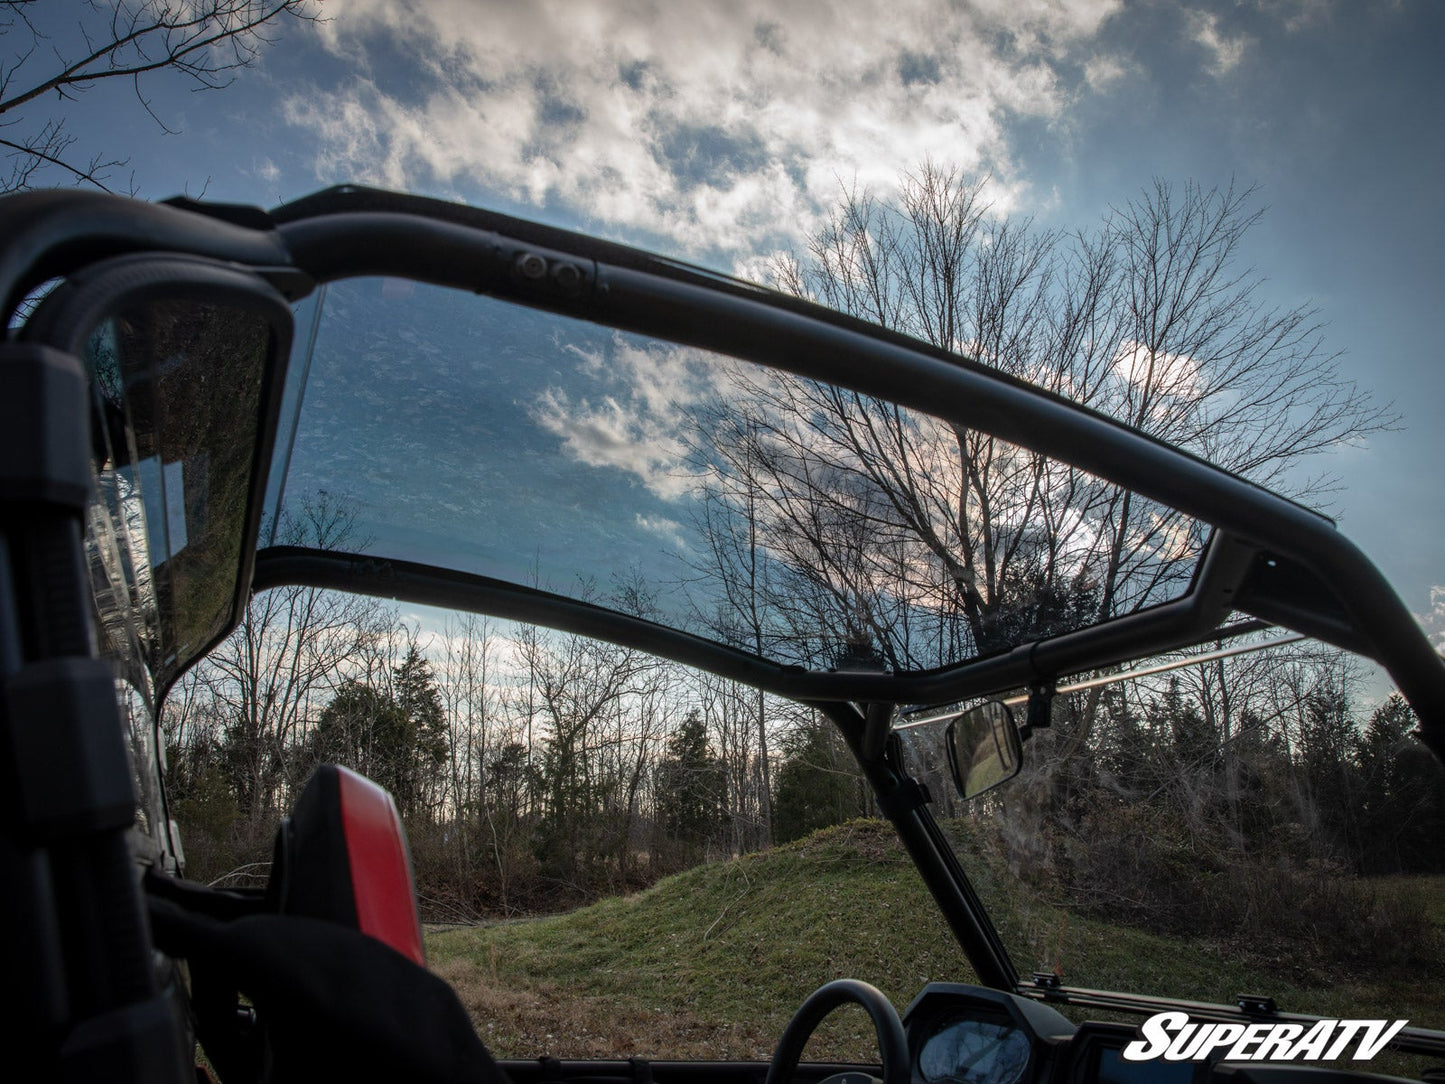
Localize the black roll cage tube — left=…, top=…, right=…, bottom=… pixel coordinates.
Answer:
left=4, top=186, right=1445, bottom=1008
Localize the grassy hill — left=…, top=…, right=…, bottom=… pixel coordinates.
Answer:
left=428, top=820, right=1445, bottom=1067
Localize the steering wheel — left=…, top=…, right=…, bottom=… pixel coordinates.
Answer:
left=764, top=979, right=910, bottom=1084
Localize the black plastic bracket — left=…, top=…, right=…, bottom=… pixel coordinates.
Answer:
left=1236, top=994, right=1278, bottom=1015
left=1025, top=682, right=1055, bottom=732
left=0, top=343, right=92, bottom=510
left=2, top=656, right=137, bottom=841
left=861, top=701, right=892, bottom=763
left=877, top=777, right=931, bottom=819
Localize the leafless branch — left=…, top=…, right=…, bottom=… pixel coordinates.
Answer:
left=0, top=0, right=317, bottom=192
left=687, top=168, right=1389, bottom=698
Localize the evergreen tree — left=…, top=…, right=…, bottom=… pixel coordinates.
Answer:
left=1357, top=695, right=1445, bottom=872
left=312, top=681, right=410, bottom=798
left=393, top=645, right=451, bottom=817
left=656, top=711, right=726, bottom=848
left=310, top=646, right=450, bottom=820
left=774, top=715, right=868, bottom=842
left=1297, top=688, right=1364, bottom=861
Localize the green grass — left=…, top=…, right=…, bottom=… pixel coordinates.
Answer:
left=428, top=822, right=1445, bottom=1069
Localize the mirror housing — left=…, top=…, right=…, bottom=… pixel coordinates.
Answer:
left=945, top=701, right=1022, bottom=800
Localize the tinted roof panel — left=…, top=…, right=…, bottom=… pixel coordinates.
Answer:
left=265, top=277, right=1206, bottom=672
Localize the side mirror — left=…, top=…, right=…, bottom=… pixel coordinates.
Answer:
left=21, top=254, right=293, bottom=689
left=945, top=701, right=1022, bottom=800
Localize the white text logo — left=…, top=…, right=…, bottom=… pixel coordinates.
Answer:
left=1121, top=1011, right=1408, bottom=1062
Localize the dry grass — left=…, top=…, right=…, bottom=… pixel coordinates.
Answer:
left=433, top=957, right=779, bottom=1059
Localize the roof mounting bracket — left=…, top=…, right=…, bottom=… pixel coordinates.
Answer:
left=1024, top=682, right=1055, bottom=737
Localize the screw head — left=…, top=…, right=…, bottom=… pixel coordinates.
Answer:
left=516, top=252, right=548, bottom=280
left=552, top=263, right=582, bottom=292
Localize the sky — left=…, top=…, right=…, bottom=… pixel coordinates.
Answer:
left=9, top=0, right=1444, bottom=660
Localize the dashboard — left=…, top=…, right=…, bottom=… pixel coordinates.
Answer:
left=899, top=986, right=1396, bottom=1084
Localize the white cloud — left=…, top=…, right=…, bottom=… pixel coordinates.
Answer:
left=731, top=249, right=793, bottom=289
left=1083, top=53, right=1129, bottom=91
left=635, top=513, right=689, bottom=550
left=284, top=0, right=1125, bottom=257
left=1188, top=11, right=1247, bottom=76
left=1261, top=0, right=1335, bottom=34
left=1422, top=585, right=1445, bottom=656
left=1111, top=340, right=1205, bottom=401
left=531, top=338, right=718, bottom=499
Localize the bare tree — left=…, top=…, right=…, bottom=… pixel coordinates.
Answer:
left=518, top=613, right=662, bottom=893
left=434, top=613, right=500, bottom=862
left=696, top=165, right=1393, bottom=673
left=0, top=0, right=316, bottom=192
left=694, top=670, right=783, bottom=854
left=183, top=496, right=387, bottom=837
left=671, top=166, right=1401, bottom=858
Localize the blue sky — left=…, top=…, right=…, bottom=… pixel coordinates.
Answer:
left=11, top=0, right=1444, bottom=656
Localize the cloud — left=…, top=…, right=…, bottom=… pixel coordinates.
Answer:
left=1188, top=11, right=1247, bottom=76
left=1111, top=339, right=1205, bottom=402
left=1422, top=585, right=1445, bottom=656
left=284, top=0, right=1125, bottom=259
left=409, top=618, right=546, bottom=695
left=1260, top=0, right=1336, bottom=34
left=531, top=338, right=718, bottom=499
left=635, top=513, right=689, bottom=550
left=1082, top=53, right=1130, bottom=91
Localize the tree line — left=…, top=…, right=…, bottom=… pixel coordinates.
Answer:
left=161, top=550, right=811, bottom=913
left=161, top=553, right=1444, bottom=924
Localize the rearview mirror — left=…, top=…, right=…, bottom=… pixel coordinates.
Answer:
left=946, top=701, right=1022, bottom=800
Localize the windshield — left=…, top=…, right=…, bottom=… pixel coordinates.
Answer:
left=265, top=277, right=1206, bottom=673
left=899, top=637, right=1445, bottom=1038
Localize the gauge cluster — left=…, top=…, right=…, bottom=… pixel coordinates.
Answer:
left=903, top=984, right=1074, bottom=1084
left=902, top=987, right=1227, bottom=1084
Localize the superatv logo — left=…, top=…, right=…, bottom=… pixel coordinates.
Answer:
left=1122, top=1012, right=1408, bottom=1062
